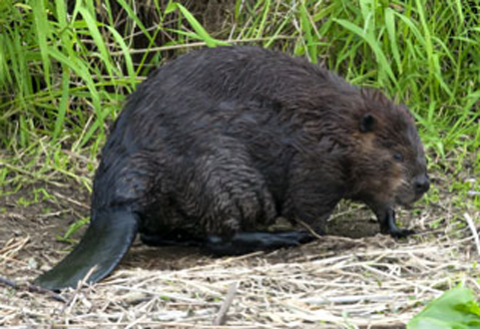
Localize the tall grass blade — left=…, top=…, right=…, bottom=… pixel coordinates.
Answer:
left=79, top=5, right=116, bottom=77
left=52, top=69, right=70, bottom=141
left=298, top=3, right=318, bottom=63
left=333, top=19, right=396, bottom=84
left=385, top=8, right=402, bottom=73
left=31, top=0, right=51, bottom=90
left=174, top=3, right=229, bottom=47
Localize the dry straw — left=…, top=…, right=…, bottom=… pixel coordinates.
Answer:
left=1, top=216, right=479, bottom=328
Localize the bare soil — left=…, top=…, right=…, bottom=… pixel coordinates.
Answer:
left=0, top=182, right=386, bottom=281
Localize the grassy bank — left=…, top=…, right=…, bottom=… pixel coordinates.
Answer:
left=1, top=1, right=480, bottom=327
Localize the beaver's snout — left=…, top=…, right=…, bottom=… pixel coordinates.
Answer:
left=414, top=173, right=430, bottom=197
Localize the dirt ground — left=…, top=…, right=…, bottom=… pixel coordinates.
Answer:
left=0, top=181, right=387, bottom=281
left=1, top=172, right=478, bottom=328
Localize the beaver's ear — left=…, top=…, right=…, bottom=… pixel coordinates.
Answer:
left=359, top=114, right=376, bottom=132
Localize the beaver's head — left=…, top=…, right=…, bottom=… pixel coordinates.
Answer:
left=348, top=89, right=429, bottom=209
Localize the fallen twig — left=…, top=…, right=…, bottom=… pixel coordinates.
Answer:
left=213, top=281, right=238, bottom=326
left=464, top=212, right=480, bottom=256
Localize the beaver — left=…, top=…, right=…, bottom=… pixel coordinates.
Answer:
left=34, top=46, right=429, bottom=290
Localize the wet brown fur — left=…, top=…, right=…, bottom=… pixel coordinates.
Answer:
left=93, top=46, right=428, bottom=237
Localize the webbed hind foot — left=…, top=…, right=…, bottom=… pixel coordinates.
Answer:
left=205, top=231, right=314, bottom=256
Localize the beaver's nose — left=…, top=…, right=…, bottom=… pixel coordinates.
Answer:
left=414, top=174, right=430, bottom=195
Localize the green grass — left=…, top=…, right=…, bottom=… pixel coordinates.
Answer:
left=0, top=0, right=479, bottom=194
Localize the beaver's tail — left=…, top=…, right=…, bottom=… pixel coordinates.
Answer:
left=34, top=208, right=138, bottom=291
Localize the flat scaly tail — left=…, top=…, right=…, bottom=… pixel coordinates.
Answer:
left=34, top=208, right=138, bottom=291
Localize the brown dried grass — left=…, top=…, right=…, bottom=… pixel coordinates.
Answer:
left=2, top=223, right=479, bottom=328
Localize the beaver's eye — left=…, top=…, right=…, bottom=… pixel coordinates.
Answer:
left=393, top=152, right=403, bottom=162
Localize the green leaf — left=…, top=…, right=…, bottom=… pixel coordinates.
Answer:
left=165, top=0, right=177, bottom=15
left=408, top=288, right=480, bottom=329
left=57, top=216, right=90, bottom=242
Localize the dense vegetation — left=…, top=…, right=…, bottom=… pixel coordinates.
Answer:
left=1, top=0, right=479, bottom=197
